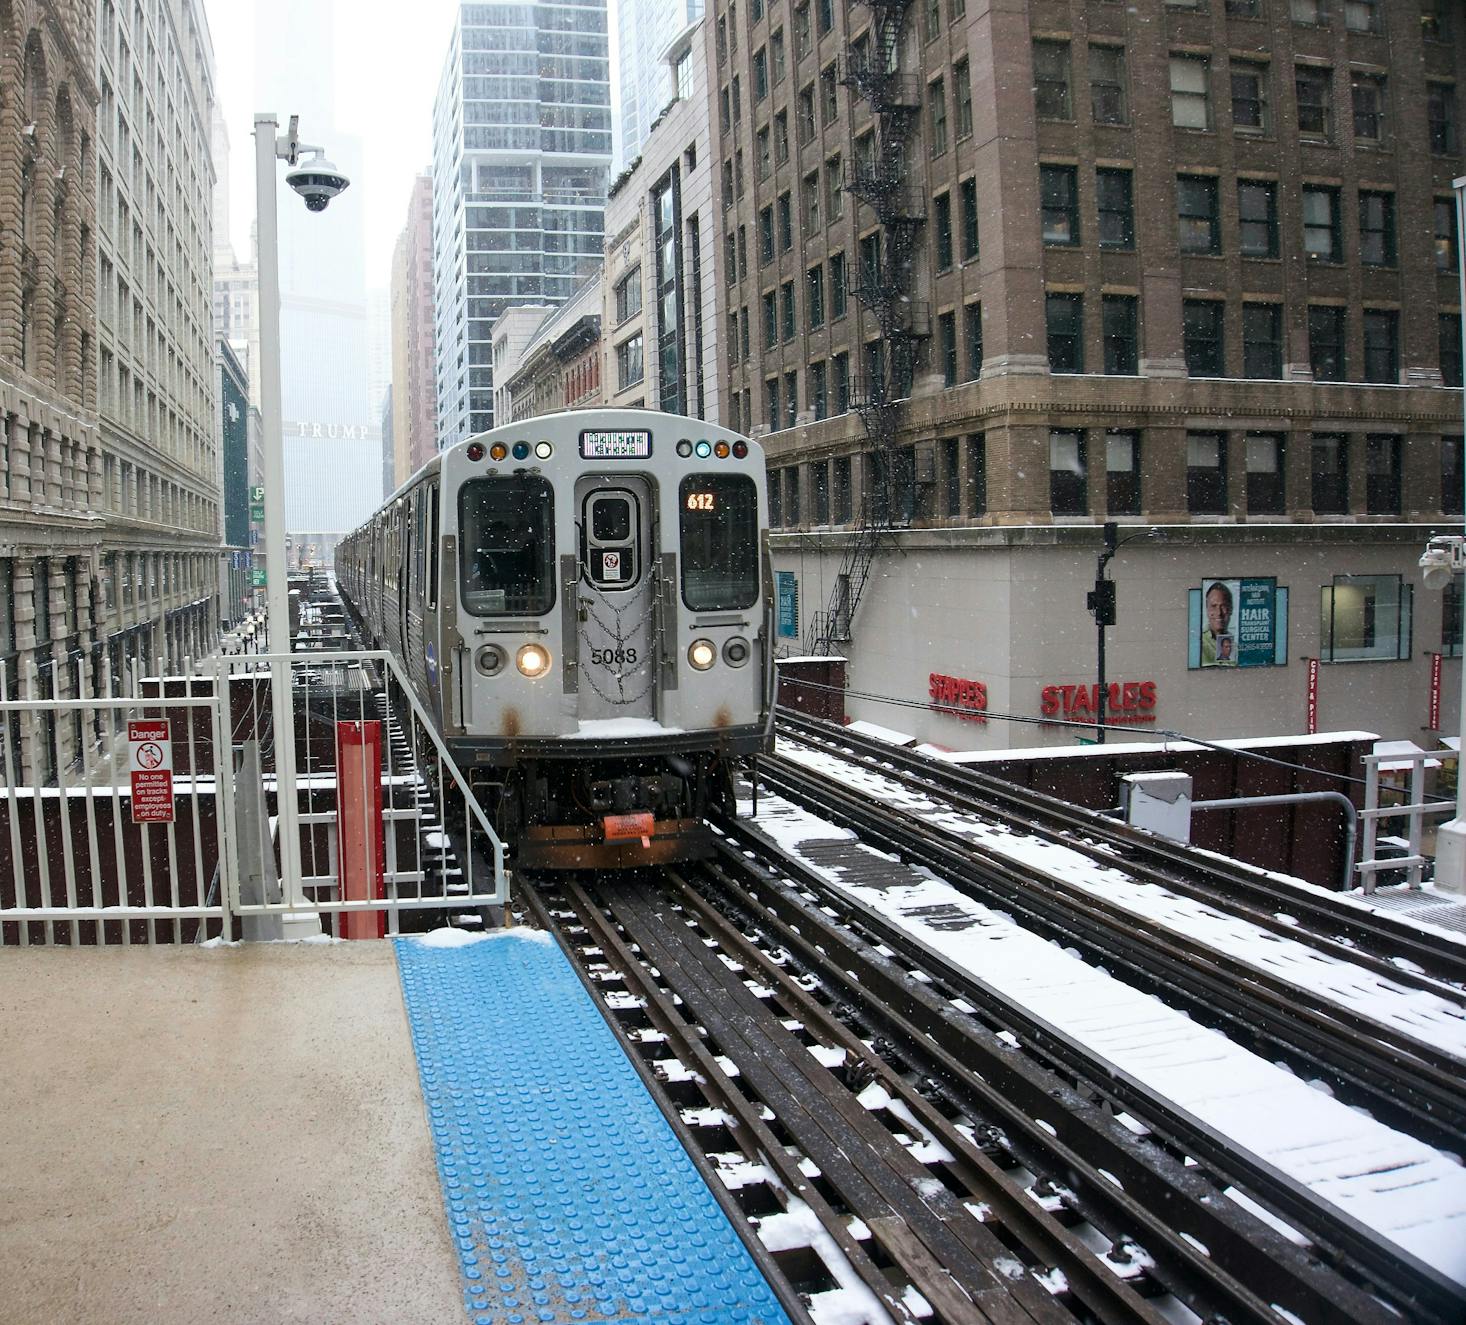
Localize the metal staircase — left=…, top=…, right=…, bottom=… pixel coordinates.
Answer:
left=806, top=0, right=927, bottom=656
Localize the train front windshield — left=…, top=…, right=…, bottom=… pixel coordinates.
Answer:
left=459, top=476, right=556, bottom=615
left=679, top=474, right=759, bottom=610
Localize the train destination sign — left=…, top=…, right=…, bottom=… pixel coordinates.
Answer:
left=580, top=429, right=652, bottom=459
left=127, top=719, right=175, bottom=824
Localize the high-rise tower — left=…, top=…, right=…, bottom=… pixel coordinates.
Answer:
left=617, top=0, right=704, bottom=168
left=431, top=1, right=612, bottom=446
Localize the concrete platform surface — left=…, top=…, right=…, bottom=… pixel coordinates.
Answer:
left=0, top=941, right=465, bottom=1325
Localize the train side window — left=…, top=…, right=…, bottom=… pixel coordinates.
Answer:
left=426, top=484, right=439, bottom=609
left=459, top=476, right=556, bottom=616
left=679, top=474, right=759, bottom=610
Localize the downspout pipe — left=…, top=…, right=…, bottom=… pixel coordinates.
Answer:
left=1191, top=791, right=1357, bottom=892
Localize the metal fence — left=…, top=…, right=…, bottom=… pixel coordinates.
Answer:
left=0, top=648, right=507, bottom=945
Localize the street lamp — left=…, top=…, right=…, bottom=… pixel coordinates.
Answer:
left=1087, top=521, right=1155, bottom=744
left=1420, top=172, right=1466, bottom=896
left=253, top=113, right=350, bottom=925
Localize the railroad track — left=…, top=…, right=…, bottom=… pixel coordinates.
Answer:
left=775, top=710, right=1466, bottom=995
left=514, top=861, right=1439, bottom=1325
left=751, top=743, right=1466, bottom=1164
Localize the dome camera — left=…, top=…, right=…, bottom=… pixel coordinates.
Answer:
left=286, top=155, right=350, bottom=212
left=1420, top=535, right=1465, bottom=590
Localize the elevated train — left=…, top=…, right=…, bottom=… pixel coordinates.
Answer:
left=336, top=409, right=775, bottom=868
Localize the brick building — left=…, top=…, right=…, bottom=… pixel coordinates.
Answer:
left=710, top=0, right=1466, bottom=747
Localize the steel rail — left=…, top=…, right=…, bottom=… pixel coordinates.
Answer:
left=754, top=752, right=1466, bottom=1156
left=775, top=710, right=1466, bottom=994
left=697, top=829, right=1415, bottom=1325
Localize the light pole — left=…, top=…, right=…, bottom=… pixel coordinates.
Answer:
left=1421, top=174, right=1466, bottom=896
left=253, top=113, right=350, bottom=927
left=1087, top=522, right=1154, bottom=744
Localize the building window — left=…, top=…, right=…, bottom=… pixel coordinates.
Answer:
left=1187, top=432, right=1228, bottom=514
left=1177, top=175, right=1221, bottom=254
left=1227, top=0, right=1261, bottom=13
left=614, top=268, right=642, bottom=323
left=763, top=290, right=777, bottom=348
left=1103, top=295, right=1139, bottom=375
left=1106, top=431, right=1140, bottom=516
left=1246, top=433, right=1285, bottom=514
left=1365, top=434, right=1401, bottom=513
left=1312, top=434, right=1349, bottom=513
left=781, top=280, right=796, bottom=341
left=1344, top=0, right=1380, bottom=32
left=811, top=362, right=828, bottom=421
left=759, top=206, right=774, bottom=263
left=1359, top=192, right=1395, bottom=267
left=821, top=64, right=839, bottom=126
left=1363, top=309, right=1398, bottom=383
left=1089, top=44, right=1127, bottom=125
left=940, top=311, right=958, bottom=386
left=797, top=85, right=815, bottom=142
left=1321, top=575, right=1412, bottom=662
left=1047, top=294, right=1083, bottom=374
left=1437, top=199, right=1460, bottom=275
left=859, top=232, right=881, bottom=291
left=1352, top=74, right=1385, bottom=143
left=778, top=192, right=793, bottom=251
left=807, top=265, right=825, bottom=328
left=827, top=156, right=843, bottom=219
left=1291, top=0, right=1326, bottom=25
left=955, top=58, right=973, bottom=139
left=1442, top=314, right=1464, bottom=388
left=1170, top=55, right=1211, bottom=130
left=967, top=435, right=987, bottom=515
left=1443, top=435, right=1464, bottom=516
left=785, top=371, right=798, bottom=429
left=768, top=464, right=782, bottom=524
left=1097, top=168, right=1134, bottom=249
left=1242, top=304, right=1283, bottom=378
left=1034, top=41, right=1072, bottom=120
left=1231, top=61, right=1268, bottom=132
left=753, top=47, right=768, bottom=101
left=929, top=78, right=948, bottom=156
left=803, top=171, right=820, bottom=232
left=742, top=305, right=752, bottom=359
left=766, top=378, right=780, bottom=432
left=1429, top=84, right=1458, bottom=156
left=1040, top=165, right=1080, bottom=246
left=1236, top=179, right=1278, bottom=258
left=833, top=353, right=850, bottom=415
left=1050, top=429, right=1088, bottom=515
left=1302, top=186, right=1341, bottom=261
left=960, top=177, right=979, bottom=260
left=940, top=437, right=961, bottom=517
left=1183, top=300, right=1225, bottom=376
left=934, top=192, right=953, bottom=269
left=817, top=0, right=833, bottom=32
left=830, top=252, right=847, bottom=317
left=1309, top=305, right=1346, bottom=382
left=811, top=457, right=830, bottom=520
left=616, top=334, right=644, bottom=388
left=965, top=302, right=983, bottom=380
left=1295, top=65, right=1333, bottom=137
left=771, top=28, right=786, bottom=82
left=775, top=110, right=789, bottom=163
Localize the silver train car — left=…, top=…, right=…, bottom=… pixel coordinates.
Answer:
left=336, top=409, right=775, bottom=868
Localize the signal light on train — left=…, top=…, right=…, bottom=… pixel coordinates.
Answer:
left=722, top=637, right=750, bottom=667
left=489, top=442, right=509, bottom=461
left=714, top=441, right=730, bottom=459
left=688, top=639, right=717, bottom=671
left=512, top=441, right=530, bottom=460
left=695, top=440, right=712, bottom=458
left=535, top=442, right=553, bottom=459
left=516, top=643, right=552, bottom=678
left=676, top=440, right=693, bottom=457
left=475, top=644, right=507, bottom=676
left=732, top=441, right=749, bottom=459
left=466, top=442, right=486, bottom=461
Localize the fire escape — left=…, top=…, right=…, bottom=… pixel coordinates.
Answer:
left=805, top=0, right=928, bottom=654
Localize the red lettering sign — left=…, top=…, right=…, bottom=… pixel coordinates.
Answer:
left=128, top=718, right=174, bottom=824
left=928, top=672, right=988, bottom=723
left=1430, top=652, right=1442, bottom=733
left=1306, top=657, right=1319, bottom=736
left=1041, top=680, right=1158, bottom=725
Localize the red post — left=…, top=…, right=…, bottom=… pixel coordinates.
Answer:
left=335, top=720, right=384, bottom=939
left=1430, top=652, right=1443, bottom=733
left=1306, top=658, right=1319, bottom=736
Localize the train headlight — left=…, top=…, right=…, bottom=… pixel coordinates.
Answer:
left=475, top=644, right=507, bottom=676
left=688, top=639, right=717, bottom=671
left=535, top=441, right=553, bottom=459
left=722, top=637, right=751, bottom=667
left=516, top=643, right=552, bottom=678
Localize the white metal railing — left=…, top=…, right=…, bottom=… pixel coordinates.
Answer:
left=1357, top=747, right=1453, bottom=894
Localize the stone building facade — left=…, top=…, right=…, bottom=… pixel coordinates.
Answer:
left=0, top=0, right=103, bottom=782
left=502, top=274, right=604, bottom=422
left=389, top=173, right=437, bottom=488
left=94, top=0, right=219, bottom=691
left=710, top=0, right=1466, bottom=748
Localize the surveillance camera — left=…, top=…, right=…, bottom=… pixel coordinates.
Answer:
left=285, top=156, right=350, bottom=212
left=1420, top=535, right=1466, bottom=589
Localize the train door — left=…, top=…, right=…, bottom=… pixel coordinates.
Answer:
left=575, top=476, right=656, bottom=723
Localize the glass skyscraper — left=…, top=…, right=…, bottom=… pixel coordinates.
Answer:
left=432, top=1, right=613, bottom=445
left=617, top=0, right=704, bottom=168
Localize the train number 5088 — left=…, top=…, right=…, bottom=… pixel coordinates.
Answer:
left=590, top=648, right=638, bottom=666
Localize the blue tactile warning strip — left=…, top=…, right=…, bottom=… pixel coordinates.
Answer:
left=394, top=931, right=793, bottom=1325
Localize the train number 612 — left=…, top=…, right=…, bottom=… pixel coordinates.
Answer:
left=590, top=647, right=638, bottom=666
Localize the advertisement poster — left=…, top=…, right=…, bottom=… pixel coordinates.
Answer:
left=776, top=571, right=798, bottom=638
left=1191, top=578, right=1286, bottom=669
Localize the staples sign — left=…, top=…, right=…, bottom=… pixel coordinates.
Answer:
left=1041, top=680, right=1157, bottom=725
left=929, top=673, right=988, bottom=724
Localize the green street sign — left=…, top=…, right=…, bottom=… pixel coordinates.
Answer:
left=250, top=503, right=265, bottom=522
left=250, top=485, right=265, bottom=502
left=250, top=568, right=267, bottom=587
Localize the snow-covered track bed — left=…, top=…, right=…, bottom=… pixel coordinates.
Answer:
left=714, top=791, right=1466, bottom=1321
left=775, top=711, right=1466, bottom=995
left=518, top=867, right=1410, bottom=1325
left=766, top=732, right=1466, bottom=1157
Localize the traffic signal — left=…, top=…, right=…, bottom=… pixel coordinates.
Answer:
left=1088, top=579, right=1116, bottom=626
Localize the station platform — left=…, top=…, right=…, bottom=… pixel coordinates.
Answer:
left=0, top=934, right=792, bottom=1325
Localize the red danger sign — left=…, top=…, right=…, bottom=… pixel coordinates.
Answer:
left=128, top=719, right=174, bottom=824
